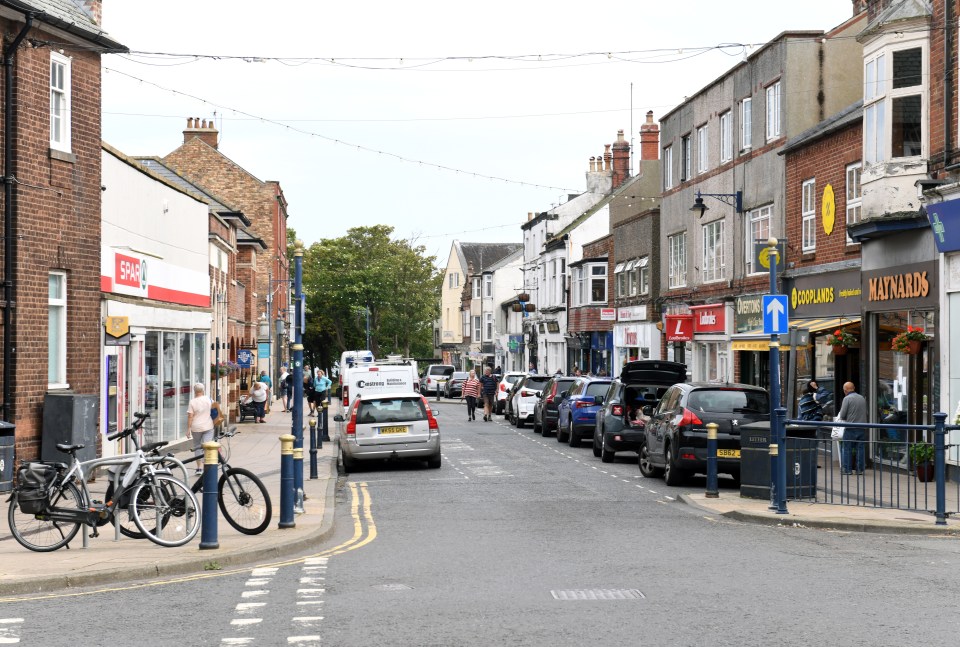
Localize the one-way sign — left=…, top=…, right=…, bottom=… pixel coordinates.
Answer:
left=762, top=295, right=789, bottom=335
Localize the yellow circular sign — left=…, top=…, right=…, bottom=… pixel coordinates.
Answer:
left=822, top=184, right=835, bottom=235
left=759, top=246, right=779, bottom=270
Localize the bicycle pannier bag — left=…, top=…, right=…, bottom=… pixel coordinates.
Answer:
left=17, top=463, right=58, bottom=514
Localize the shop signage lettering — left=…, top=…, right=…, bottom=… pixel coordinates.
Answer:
left=791, top=286, right=834, bottom=309
left=735, top=295, right=763, bottom=333
left=789, top=269, right=862, bottom=317
left=690, top=304, right=725, bottom=334
left=625, top=331, right=638, bottom=346
left=868, top=271, right=929, bottom=302
left=665, top=315, right=694, bottom=341
left=116, top=253, right=147, bottom=289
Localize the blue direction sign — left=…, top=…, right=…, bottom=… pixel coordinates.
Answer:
left=762, top=295, right=789, bottom=335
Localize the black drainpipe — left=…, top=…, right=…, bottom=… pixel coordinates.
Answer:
left=2, top=14, right=33, bottom=420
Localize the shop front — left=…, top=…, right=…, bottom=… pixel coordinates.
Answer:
left=101, top=248, right=211, bottom=457
left=612, top=305, right=660, bottom=377
left=731, top=294, right=768, bottom=388
left=690, top=303, right=732, bottom=383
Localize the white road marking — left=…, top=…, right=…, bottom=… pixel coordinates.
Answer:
left=235, top=603, right=266, bottom=612
left=648, top=490, right=658, bottom=495
left=287, top=638, right=321, bottom=645
left=296, top=601, right=324, bottom=606
left=230, top=619, right=262, bottom=626
left=297, top=588, right=325, bottom=596
left=245, top=578, right=271, bottom=586
left=299, top=577, right=324, bottom=586
left=220, top=639, right=254, bottom=646
left=241, top=590, right=268, bottom=598
left=251, top=568, right=278, bottom=577
left=664, top=496, right=676, bottom=501
left=303, top=558, right=328, bottom=566
left=292, top=616, right=324, bottom=624
left=0, top=618, right=23, bottom=645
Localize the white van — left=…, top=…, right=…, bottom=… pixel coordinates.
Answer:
left=341, top=363, right=418, bottom=407
left=338, top=350, right=374, bottom=385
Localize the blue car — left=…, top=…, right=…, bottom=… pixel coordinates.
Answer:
left=556, top=377, right=613, bottom=447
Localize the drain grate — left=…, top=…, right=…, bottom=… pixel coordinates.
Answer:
left=551, top=589, right=645, bottom=600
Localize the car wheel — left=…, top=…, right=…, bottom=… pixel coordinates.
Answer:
left=556, top=421, right=567, bottom=443
left=517, top=413, right=525, bottom=429
left=342, top=453, right=358, bottom=472
left=600, top=444, right=614, bottom=463
left=638, top=443, right=661, bottom=478
left=568, top=423, right=581, bottom=448
left=541, top=421, right=552, bottom=438
left=663, top=444, right=687, bottom=486
left=592, top=434, right=602, bottom=458
left=426, top=454, right=441, bottom=469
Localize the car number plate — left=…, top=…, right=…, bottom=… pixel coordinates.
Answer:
left=380, top=426, right=408, bottom=435
left=717, top=449, right=741, bottom=459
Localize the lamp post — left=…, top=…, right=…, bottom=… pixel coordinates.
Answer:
left=765, top=236, right=787, bottom=515
left=291, top=242, right=305, bottom=508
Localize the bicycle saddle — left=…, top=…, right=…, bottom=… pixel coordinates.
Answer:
left=56, top=443, right=85, bottom=453
left=143, top=441, right=169, bottom=453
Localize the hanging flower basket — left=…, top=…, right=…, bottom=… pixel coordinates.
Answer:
left=517, top=293, right=530, bottom=302
left=524, top=303, right=536, bottom=313
left=511, top=303, right=523, bottom=312
left=891, top=326, right=928, bottom=354
left=826, top=328, right=856, bottom=355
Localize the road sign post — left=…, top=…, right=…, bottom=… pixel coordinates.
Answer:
left=763, top=238, right=788, bottom=515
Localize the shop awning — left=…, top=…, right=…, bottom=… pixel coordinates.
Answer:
left=730, top=316, right=860, bottom=351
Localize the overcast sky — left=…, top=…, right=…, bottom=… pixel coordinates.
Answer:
left=101, top=0, right=857, bottom=266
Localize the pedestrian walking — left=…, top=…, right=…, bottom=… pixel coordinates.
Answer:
left=258, top=370, right=272, bottom=413
left=837, top=381, right=868, bottom=474
left=278, top=365, right=289, bottom=411
left=284, top=369, right=294, bottom=412
left=461, top=370, right=482, bottom=421
left=186, top=382, right=216, bottom=474
left=312, top=370, right=331, bottom=416
left=249, top=380, right=268, bottom=423
left=478, top=366, right=498, bottom=422
left=304, top=371, right=316, bottom=416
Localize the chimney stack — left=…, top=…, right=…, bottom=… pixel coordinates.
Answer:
left=80, top=1, right=102, bottom=25
left=639, top=111, right=659, bottom=162
left=527, top=212, right=534, bottom=222
left=603, top=145, right=612, bottom=171
left=183, top=116, right=219, bottom=149
left=611, top=130, right=631, bottom=188
left=851, top=0, right=867, bottom=16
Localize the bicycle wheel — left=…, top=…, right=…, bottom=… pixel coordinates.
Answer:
left=215, top=467, right=272, bottom=535
left=129, top=474, right=200, bottom=547
left=8, top=480, right=83, bottom=552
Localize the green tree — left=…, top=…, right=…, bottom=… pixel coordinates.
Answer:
left=301, top=225, right=440, bottom=362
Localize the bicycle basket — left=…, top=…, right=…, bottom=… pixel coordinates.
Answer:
left=16, top=463, right=58, bottom=514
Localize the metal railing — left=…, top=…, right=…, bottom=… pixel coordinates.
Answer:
left=781, top=412, right=958, bottom=524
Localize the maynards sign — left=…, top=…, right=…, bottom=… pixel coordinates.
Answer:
left=863, top=261, right=938, bottom=312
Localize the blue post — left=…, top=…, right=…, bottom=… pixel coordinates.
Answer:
left=321, top=400, right=330, bottom=442
left=767, top=238, right=782, bottom=510
left=705, top=422, right=719, bottom=498
left=934, top=412, right=947, bottom=526
left=292, top=242, right=305, bottom=506
left=775, top=407, right=788, bottom=514
left=309, top=417, right=318, bottom=479
left=199, top=441, right=220, bottom=550
left=278, top=433, right=296, bottom=528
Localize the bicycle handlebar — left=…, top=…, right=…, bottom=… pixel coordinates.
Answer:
left=106, top=412, right=150, bottom=441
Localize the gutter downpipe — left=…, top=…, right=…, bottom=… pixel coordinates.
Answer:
left=2, top=14, right=33, bottom=419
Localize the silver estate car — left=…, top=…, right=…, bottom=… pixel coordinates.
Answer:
left=337, top=391, right=441, bottom=470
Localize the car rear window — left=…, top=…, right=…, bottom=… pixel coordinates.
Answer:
left=524, top=377, right=550, bottom=389
left=556, top=379, right=576, bottom=390
left=688, top=389, right=769, bottom=414
left=452, top=372, right=469, bottom=380
left=585, top=382, right=611, bottom=397
left=357, top=397, right=428, bottom=424
left=505, top=375, right=523, bottom=384
left=428, top=366, right=455, bottom=377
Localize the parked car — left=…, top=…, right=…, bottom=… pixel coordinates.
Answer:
left=422, top=364, right=455, bottom=395
left=496, top=371, right=526, bottom=414
left=503, top=377, right=524, bottom=420
left=533, top=375, right=577, bottom=437
left=336, top=391, right=441, bottom=470
left=509, top=374, right=551, bottom=428
left=593, top=360, right=687, bottom=463
left=641, top=382, right=770, bottom=486
left=556, top=377, right=612, bottom=446
left=444, top=371, right=470, bottom=398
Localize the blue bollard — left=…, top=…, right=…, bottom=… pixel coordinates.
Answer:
left=934, top=412, right=947, bottom=526
left=278, top=434, right=296, bottom=528
left=309, top=417, right=318, bottom=480
left=775, top=407, right=788, bottom=515
left=199, top=441, right=220, bottom=550
left=705, top=423, right=719, bottom=498
left=321, top=401, right=330, bottom=442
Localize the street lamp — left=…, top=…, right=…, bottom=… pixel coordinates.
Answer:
left=689, top=190, right=743, bottom=218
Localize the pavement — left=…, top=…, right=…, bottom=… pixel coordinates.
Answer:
left=0, top=399, right=341, bottom=596
left=2, top=397, right=958, bottom=597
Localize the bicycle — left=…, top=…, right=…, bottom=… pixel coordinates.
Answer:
left=6, top=412, right=200, bottom=552
left=120, top=426, right=272, bottom=536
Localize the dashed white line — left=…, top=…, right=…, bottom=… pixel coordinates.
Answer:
left=241, top=590, right=268, bottom=598
left=0, top=618, right=23, bottom=646
left=245, top=578, right=271, bottom=586
left=230, top=619, right=262, bottom=626
left=287, top=637, right=321, bottom=645
left=251, top=567, right=278, bottom=577
left=235, top=603, right=266, bottom=613
left=220, top=639, right=254, bottom=646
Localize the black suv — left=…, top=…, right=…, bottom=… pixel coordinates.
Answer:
left=640, top=382, right=770, bottom=486
left=533, top=375, right=576, bottom=437
left=592, top=360, right=686, bottom=463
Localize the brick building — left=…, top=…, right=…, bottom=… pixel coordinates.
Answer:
left=0, top=1, right=125, bottom=476
left=162, top=118, right=290, bottom=383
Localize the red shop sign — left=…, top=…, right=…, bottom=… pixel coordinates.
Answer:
left=665, top=315, right=694, bottom=341
left=691, top=303, right=726, bottom=334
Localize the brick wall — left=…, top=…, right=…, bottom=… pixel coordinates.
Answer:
left=784, top=120, right=862, bottom=269
left=569, top=236, right=613, bottom=333
left=0, top=35, right=103, bottom=460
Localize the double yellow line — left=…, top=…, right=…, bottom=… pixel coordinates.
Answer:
left=0, top=481, right=377, bottom=603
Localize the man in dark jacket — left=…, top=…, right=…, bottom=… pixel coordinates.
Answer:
left=479, top=366, right=499, bottom=422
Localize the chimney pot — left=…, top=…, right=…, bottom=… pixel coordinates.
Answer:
left=639, top=110, right=660, bottom=162
left=603, top=145, right=612, bottom=171
left=612, top=129, right=631, bottom=187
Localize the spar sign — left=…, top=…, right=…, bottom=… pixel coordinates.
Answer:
left=101, top=247, right=209, bottom=307
left=115, top=253, right=147, bottom=290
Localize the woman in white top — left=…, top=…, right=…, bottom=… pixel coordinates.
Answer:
left=250, top=381, right=268, bottom=423
left=187, top=382, right=215, bottom=474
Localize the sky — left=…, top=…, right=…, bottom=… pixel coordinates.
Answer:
left=100, top=0, right=858, bottom=266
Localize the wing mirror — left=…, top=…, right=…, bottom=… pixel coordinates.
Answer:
left=334, top=414, right=344, bottom=422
